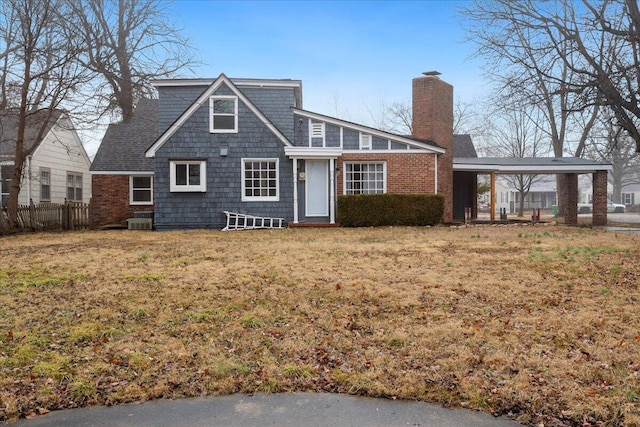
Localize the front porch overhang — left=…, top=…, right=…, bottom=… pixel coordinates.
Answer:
left=284, top=147, right=343, bottom=159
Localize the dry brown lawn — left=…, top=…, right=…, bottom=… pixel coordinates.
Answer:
left=1, top=225, right=639, bottom=426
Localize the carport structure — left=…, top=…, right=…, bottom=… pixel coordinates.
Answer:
left=453, top=157, right=612, bottom=226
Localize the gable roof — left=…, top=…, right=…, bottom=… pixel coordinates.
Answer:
left=453, top=134, right=477, bottom=158
left=145, top=74, right=293, bottom=158
left=90, top=98, right=158, bottom=173
left=0, top=109, right=64, bottom=160
left=293, top=108, right=446, bottom=154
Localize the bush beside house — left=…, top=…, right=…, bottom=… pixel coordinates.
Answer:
left=337, top=194, right=444, bottom=227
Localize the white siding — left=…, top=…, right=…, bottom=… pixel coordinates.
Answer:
left=20, top=117, right=91, bottom=204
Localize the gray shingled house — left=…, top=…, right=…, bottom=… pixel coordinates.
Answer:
left=91, top=72, right=473, bottom=229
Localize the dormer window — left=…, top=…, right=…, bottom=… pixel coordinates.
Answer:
left=210, top=96, right=238, bottom=133
left=360, top=133, right=372, bottom=150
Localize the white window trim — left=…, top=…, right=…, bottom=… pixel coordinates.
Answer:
left=359, top=133, right=372, bottom=150
left=40, top=168, right=51, bottom=202
left=129, top=175, right=154, bottom=205
left=343, top=161, right=387, bottom=195
left=170, top=160, right=207, bottom=192
left=241, top=158, right=279, bottom=202
left=66, top=171, right=83, bottom=201
left=209, top=95, right=238, bottom=133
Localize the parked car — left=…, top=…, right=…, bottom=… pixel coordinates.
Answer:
left=577, top=200, right=625, bottom=214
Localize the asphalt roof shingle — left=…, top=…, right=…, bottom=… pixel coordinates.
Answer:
left=0, top=110, right=63, bottom=160
left=90, top=99, right=158, bottom=172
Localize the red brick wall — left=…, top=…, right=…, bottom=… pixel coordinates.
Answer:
left=91, top=175, right=154, bottom=227
left=412, top=75, right=454, bottom=222
left=592, top=170, right=608, bottom=226
left=564, top=173, right=578, bottom=226
left=337, top=153, right=437, bottom=195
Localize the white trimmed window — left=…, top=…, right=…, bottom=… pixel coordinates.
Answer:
left=242, top=159, right=279, bottom=201
left=40, top=169, right=50, bottom=202
left=359, top=133, right=372, bottom=150
left=1, top=165, right=13, bottom=207
left=130, top=175, right=153, bottom=204
left=210, top=96, right=238, bottom=133
left=170, top=161, right=206, bottom=192
left=622, top=193, right=634, bottom=205
left=66, top=172, right=83, bottom=201
left=344, top=162, right=386, bottom=195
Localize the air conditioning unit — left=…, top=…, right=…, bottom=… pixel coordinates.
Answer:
left=127, top=218, right=153, bottom=230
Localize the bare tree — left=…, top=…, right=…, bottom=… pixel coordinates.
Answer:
left=370, top=98, right=484, bottom=137
left=462, top=0, right=640, bottom=153
left=1, top=0, right=89, bottom=229
left=461, top=0, right=601, bottom=216
left=586, top=111, right=640, bottom=202
left=485, top=107, right=550, bottom=216
left=69, top=0, right=196, bottom=123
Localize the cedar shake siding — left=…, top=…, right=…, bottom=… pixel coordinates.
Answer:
left=152, top=82, right=294, bottom=230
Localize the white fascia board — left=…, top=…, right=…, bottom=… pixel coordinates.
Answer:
left=453, top=163, right=613, bottom=173
left=453, top=164, right=500, bottom=172
left=293, top=108, right=446, bottom=154
left=146, top=74, right=292, bottom=158
left=152, top=78, right=302, bottom=90
left=90, top=170, right=154, bottom=175
left=342, top=149, right=433, bottom=154
left=284, top=147, right=342, bottom=158
left=496, top=164, right=613, bottom=173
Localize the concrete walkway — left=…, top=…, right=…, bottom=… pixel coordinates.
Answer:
left=9, top=393, right=522, bottom=427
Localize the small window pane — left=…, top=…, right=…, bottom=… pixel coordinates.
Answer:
left=214, top=115, right=235, bottom=130
left=213, top=99, right=235, bottom=114
left=133, top=176, right=151, bottom=188
left=189, top=164, right=200, bottom=185
left=175, top=164, right=187, bottom=185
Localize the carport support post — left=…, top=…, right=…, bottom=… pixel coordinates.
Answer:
left=490, top=171, right=496, bottom=221
left=592, top=170, right=608, bottom=226
left=564, top=173, right=578, bottom=226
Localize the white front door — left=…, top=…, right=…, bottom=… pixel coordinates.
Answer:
left=305, top=160, right=328, bottom=217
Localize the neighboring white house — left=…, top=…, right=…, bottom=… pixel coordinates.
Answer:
left=0, top=110, right=91, bottom=207
left=493, top=175, right=558, bottom=214
left=621, top=183, right=640, bottom=207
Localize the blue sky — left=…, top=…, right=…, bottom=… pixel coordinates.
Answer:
left=170, top=0, right=485, bottom=124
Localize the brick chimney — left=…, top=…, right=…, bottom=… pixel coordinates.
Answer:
left=412, top=71, right=454, bottom=223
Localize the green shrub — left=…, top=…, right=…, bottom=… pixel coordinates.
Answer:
left=337, top=193, right=444, bottom=227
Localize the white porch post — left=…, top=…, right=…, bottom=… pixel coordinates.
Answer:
left=329, top=158, right=335, bottom=224
left=292, top=158, right=298, bottom=224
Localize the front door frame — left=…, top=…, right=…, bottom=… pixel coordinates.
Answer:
left=290, top=156, right=336, bottom=224
left=305, top=159, right=329, bottom=217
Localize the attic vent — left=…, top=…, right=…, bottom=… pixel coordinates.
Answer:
left=311, top=122, right=325, bottom=138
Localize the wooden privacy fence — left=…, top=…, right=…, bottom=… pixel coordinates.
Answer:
left=1, top=200, right=92, bottom=232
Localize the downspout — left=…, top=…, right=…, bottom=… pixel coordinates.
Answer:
left=26, top=155, right=32, bottom=202
left=292, top=158, right=298, bottom=224
left=329, top=158, right=335, bottom=224
left=434, top=154, right=438, bottom=194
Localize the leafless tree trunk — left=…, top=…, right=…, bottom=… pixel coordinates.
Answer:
left=0, top=0, right=88, bottom=229
left=461, top=0, right=640, bottom=153
left=484, top=106, right=549, bottom=216
left=460, top=0, right=604, bottom=217
left=69, top=0, right=196, bottom=123
left=586, top=111, right=640, bottom=202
